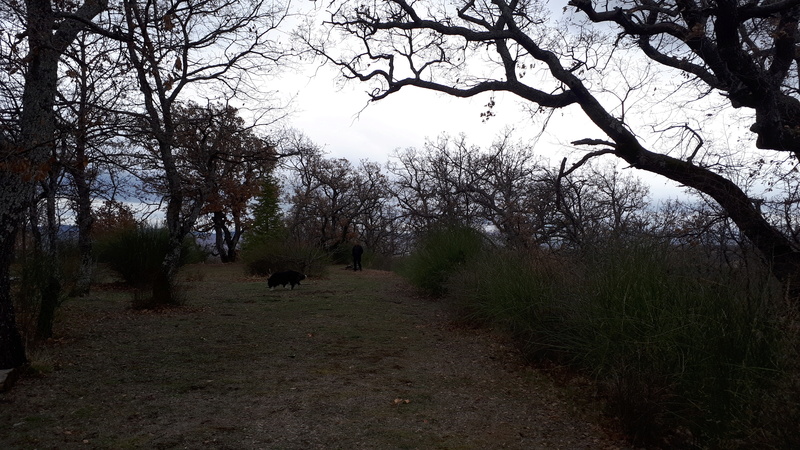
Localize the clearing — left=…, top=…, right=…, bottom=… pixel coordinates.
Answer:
left=1, top=264, right=629, bottom=449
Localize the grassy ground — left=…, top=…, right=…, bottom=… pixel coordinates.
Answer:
left=1, top=264, right=628, bottom=449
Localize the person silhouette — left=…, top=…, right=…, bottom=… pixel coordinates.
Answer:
left=352, top=243, right=364, bottom=271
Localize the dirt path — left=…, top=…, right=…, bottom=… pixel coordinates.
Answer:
left=1, top=265, right=629, bottom=449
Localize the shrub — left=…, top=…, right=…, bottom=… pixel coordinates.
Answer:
left=399, top=225, right=485, bottom=296
left=240, top=237, right=329, bottom=278
left=446, top=249, right=577, bottom=356
left=95, top=226, right=203, bottom=308
left=95, top=226, right=202, bottom=285
left=442, top=238, right=791, bottom=447
left=12, top=242, right=82, bottom=344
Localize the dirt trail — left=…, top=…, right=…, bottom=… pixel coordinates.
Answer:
left=1, top=265, right=629, bottom=449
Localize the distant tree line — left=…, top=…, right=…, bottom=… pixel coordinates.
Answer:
left=273, top=131, right=770, bottom=276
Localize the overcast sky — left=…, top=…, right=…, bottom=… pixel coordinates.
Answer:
left=276, top=65, right=528, bottom=161
left=272, top=62, right=689, bottom=201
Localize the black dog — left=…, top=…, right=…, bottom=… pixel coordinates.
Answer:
left=268, top=270, right=306, bottom=290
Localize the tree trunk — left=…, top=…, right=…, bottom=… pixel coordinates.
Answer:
left=152, top=140, right=206, bottom=303
left=69, top=60, right=95, bottom=297
left=212, top=211, right=241, bottom=263
left=213, top=211, right=230, bottom=262
left=72, top=173, right=94, bottom=296
left=35, top=274, right=61, bottom=342
left=35, top=167, right=62, bottom=341
left=0, top=231, right=27, bottom=370
left=227, top=219, right=242, bottom=263
left=68, top=127, right=95, bottom=296
left=152, top=182, right=186, bottom=305
left=0, top=0, right=60, bottom=370
left=0, top=0, right=106, bottom=369
left=153, top=241, right=182, bottom=305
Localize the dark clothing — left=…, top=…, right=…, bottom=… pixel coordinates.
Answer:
left=352, top=244, right=364, bottom=271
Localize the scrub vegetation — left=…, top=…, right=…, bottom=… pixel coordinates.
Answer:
left=402, top=227, right=800, bottom=448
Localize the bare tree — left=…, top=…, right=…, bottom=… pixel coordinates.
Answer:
left=282, top=139, right=394, bottom=257
left=284, top=150, right=360, bottom=251
left=350, top=159, right=401, bottom=255
left=57, top=27, right=131, bottom=296
left=386, top=147, right=442, bottom=232
left=0, top=0, right=107, bottom=370
left=462, top=134, right=555, bottom=249
left=311, top=0, right=800, bottom=298
left=387, top=135, right=482, bottom=232
left=387, top=132, right=649, bottom=250
left=113, top=0, right=290, bottom=303
left=556, top=161, right=651, bottom=248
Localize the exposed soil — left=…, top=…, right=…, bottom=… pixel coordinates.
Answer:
left=1, top=264, right=630, bottom=449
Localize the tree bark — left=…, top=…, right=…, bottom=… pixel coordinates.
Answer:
left=154, top=141, right=185, bottom=304
left=212, top=210, right=245, bottom=263
left=67, top=52, right=96, bottom=297
left=35, top=162, right=63, bottom=342
left=71, top=166, right=94, bottom=296
left=0, top=0, right=60, bottom=370
left=0, top=229, right=27, bottom=370
left=630, top=147, right=800, bottom=293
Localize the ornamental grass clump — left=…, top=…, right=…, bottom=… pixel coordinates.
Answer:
left=571, top=241, right=783, bottom=445
left=399, top=225, right=485, bottom=296
left=440, top=237, right=791, bottom=447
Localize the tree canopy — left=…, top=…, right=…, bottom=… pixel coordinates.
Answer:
left=310, top=0, right=800, bottom=296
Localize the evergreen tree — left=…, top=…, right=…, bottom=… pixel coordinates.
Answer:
left=248, top=176, right=285, bottom=245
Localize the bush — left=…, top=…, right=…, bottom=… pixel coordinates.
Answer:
left=446, top=249, right=576, bottom=354
left=398, top=225, right=485, bottom=296
left=95, top=226, right=203, bottom=285
left=442, top=238, right=792, bottom=447
left=95, top=226, right=203, bottom=308
left=240, top=237, right=329, bottom=278
left=12, top=242, right=82, bottom=344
